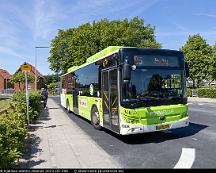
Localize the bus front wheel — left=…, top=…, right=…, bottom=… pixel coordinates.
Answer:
left=91, top=106, right=101, bottom=130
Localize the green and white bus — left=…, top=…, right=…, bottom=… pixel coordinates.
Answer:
left=60, top=46, right=189, bottom=135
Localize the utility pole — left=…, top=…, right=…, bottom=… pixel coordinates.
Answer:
left=21, top=62, right=31, bottom=125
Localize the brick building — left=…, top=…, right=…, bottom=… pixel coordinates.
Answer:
left=14, top=64, right=44, bottom=91
left=0, top=69, right=12, bottom=93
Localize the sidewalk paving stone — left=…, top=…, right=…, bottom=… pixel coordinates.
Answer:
left=19, top=98, right=120, bottom=168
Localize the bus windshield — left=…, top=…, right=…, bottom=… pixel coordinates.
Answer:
left=121, top=68, right=185, bottom=108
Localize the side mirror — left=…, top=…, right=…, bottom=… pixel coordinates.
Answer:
left=185, top=62, right=189, bottom=77
left=122, top=60, right=131, bottom=82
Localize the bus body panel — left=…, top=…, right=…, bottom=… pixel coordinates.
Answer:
left=119, top=104, right=189, bottom=135
left=77, top=96, right=102, bottom=121
left=120, top=117, right=189, bottom=135
left=62, top=93, right=104, bottom=126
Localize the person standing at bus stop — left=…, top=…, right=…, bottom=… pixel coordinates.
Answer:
left=40, top=87, right=48, bottom=108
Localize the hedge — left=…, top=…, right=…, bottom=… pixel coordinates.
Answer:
left=187, top=88, right=216, bottom=98
left=0, top=111, right=27, bottom=168
left=198, top=88, right=216, bottom=98
left=0, top=91, right=41, bottom=168
left=11, top=91, right=41, bottom=122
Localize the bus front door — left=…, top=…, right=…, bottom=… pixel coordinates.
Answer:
left=102, top=68, right=119, bottom=133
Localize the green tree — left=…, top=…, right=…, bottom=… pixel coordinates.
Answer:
left=48, top=17, right=161, bottom=73
left=9, top=72, right=34, bottom=90
left=43, top=74, right=59, bottom=85
left=210, top=44, right=216, bottom=82
left=47, top=82, right=58, bottom=95
left=180, top=34, right=212, bottom=88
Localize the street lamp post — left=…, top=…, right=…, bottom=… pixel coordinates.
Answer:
left=34, top=46, right=50, bottom=90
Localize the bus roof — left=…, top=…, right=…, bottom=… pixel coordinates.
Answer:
left=62, top=46, right=123, bottom=76
left=61, top=46, right=182, bottom=77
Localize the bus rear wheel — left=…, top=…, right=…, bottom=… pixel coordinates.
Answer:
left=91, top=106, right=101, bottom=130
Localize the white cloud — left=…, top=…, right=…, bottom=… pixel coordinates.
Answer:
left=127, top=0, right=160, bottom=19
left=0, top=46, right=26, bottom=60
left=34, top=0, right=66, bottom=41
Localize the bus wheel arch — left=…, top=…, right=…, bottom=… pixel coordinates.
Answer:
left=91, top=105, right=101, bottom=130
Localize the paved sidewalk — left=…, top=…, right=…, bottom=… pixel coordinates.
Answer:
left=19, top=98, right=120, bottom=168
left=188, top=97, right=216, bottom=103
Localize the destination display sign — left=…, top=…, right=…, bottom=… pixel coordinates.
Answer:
left=133, top=55, right=180, bottom=67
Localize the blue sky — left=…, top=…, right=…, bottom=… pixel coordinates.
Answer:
left=0, top=0, right=216, bottom=75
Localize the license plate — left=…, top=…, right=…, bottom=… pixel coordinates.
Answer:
left=156, top=124, right=170, bottom=130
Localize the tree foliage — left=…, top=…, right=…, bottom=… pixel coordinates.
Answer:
left=180, top=34, right=212, bottom=87
left=43, top=74, right=59, bottom=85
left=210, top=44, right=216, bottom=80
left=48, top=17, right=161, bottom=73
left=9, top=72, right=34, bottom=90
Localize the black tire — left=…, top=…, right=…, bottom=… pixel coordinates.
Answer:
left=91, top=106, right=101, bottom=130
left=66, top=100, right=71, bottom=113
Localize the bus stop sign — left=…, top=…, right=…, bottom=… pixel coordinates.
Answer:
left=21, top=64, right=31, bottom=72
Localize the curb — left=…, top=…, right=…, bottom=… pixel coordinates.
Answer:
left=188, top=97, right=216, bottom=103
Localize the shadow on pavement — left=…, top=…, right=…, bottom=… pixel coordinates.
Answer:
left=17, top=133, right=45, bottom=168
left=17, top=107, right=51, bottom=168
left=104, top=122, right=208, bottom=144
left=68, top=106, right=208, bottom=145
left=51, top=97, right=207, bottom=144
left=28, top=108, right=50, bottom=132
left=62, top=101, right=208, bottom=145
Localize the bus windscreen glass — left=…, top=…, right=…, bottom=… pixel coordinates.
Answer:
left=121, top=69, right=185, bottom=108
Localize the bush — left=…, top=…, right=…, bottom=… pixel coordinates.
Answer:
left=0, top=91, right=42, bottom=168
left=29, top=91, right=41, bottom=120
left=11, top=91, right=41, bottom=122
left=187, top=88, right=192, bottom=97
left=198, top=88, right=216, bottom=98
left=0, top=110, right=27, bottom=168
left=48, top=89, right=60, bottom=96
left=187, top=88, right=198, bottom=97
left=187, top=87, right=216, bottom=98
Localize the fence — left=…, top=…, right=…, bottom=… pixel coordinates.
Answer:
left=0, top=88, right=15, bottom=94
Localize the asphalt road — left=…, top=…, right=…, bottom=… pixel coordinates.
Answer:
left=51, top=96, right=216, bottom=168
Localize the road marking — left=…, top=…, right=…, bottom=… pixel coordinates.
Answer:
left=188, top=103, right=193, bottom=105
left=174, top=148, right=195, bottom=169
left=198, top=103, right=204, bottom=106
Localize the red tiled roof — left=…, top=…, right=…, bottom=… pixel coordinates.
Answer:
left=0, top=69, right=11, bottom=79
left=29, top=64, right=43, bottom=77
left=15, top=64, right=44, bottom=77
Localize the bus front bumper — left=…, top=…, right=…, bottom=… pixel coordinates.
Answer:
left=120, top=117, right=189, bottom=135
